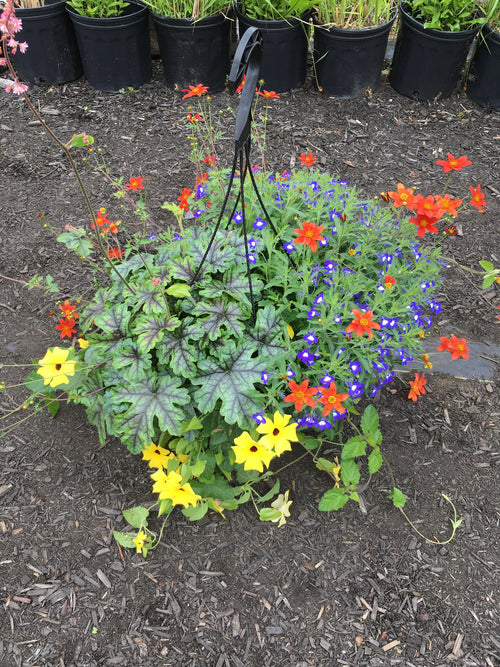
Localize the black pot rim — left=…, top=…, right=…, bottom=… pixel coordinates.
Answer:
left=235, top=3, right=302, bottom=29
left=150, top=12, right=226, bottom=27
left=67, top=0, right=146, bottom=23
left=400, top=1, right=479, bottom=36
left=312, top=10, right=397, bottom=37
left=14, top=0, right=67, bottom=18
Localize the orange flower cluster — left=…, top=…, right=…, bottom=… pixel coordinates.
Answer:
left=91, top=207, right=120, bottom=235
left=408, top=372, right=426, bottom=402
left=437, top=335, right=470, bottom=360
left=55, top=300, right=78, bottom=339
left=284, top=379, right=349, bottom=418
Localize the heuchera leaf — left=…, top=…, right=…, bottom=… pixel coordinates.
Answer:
left=133, top=286, right=168, bottom=314
left=247, top=304, right=287, bottom=357
left=192, top=341, right=263, bottom=427
left=132, top=314, right=181, bottom=353
left=113, top=341, right=152, bottom=382
left=156, top=319, right=203, bottom=379
left=199, top=266, right=261, bottom=305
left=192, top=299, right=248, bottom=341
left=94, top=302, right=131, bottom=337
left=111, top=373, right=190, bottom=453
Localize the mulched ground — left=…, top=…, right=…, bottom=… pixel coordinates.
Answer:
left=0, top=58, right=499, bottom=667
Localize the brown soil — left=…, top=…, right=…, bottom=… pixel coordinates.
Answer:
left=0, top=60, right=499, bottom=667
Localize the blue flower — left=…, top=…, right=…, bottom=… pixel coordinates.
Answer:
left=149, top=232, right=158, bottom=240
left=248, top=238, right=258, bottom=252
left=297, top=348, right=316, bottom=367
left=329, top=210, right=341, bottom=221
left=233, top=211, right=244, bottom=224
left=350, top=360, right=362, bottom=375
left=316, top=417, right=332, bottom=431
left=253, top=216, right=267, bottom=230
left=283, top=241, right=296, bottom=254
left=261, top=371, right=273, bottom=385
left=286, top=366, right=296, bottom=379
left=307, top=307, right=320, bottom=320
left=252, top=410, right=266, bottom=425
left=372, top=360, right=389, bottom=373
left=348, top=381, right=365, bottom=399
left=196, top=184, right=208, bottom=199
left=303, top=331, right=318, bottom=345
left=320, top=372, right=335, bottom=386
left=324, top=260, right=337, bottom=273
left=380, top=316, right=398, bottom=329
left=314, top=293, right=325, bottom=305
left=427, top=299, right=441, bottom=314
left=309, top=180, right=321, bottom=192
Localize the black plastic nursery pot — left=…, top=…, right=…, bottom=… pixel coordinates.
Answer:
left=152, top=13, right=230, bottom=92
left=67, top=1, right=151, bottom=93
left=313, top=14, right=396, bottom=98
left=466, top=25, right=500, bottom=111
left=389, top=2, right=479, bottom=100
left=236, top=5, right=308, bottom=93
left=9, top=0, right=82, bottom=84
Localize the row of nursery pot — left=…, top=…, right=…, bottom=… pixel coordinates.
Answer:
left=7, top=0, right=500, bottom=108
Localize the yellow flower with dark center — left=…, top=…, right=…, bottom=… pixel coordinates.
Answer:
left=232, top=431, right=275, bottom=472
left=141, top=441, right=175, bottom=469
left=256, top=412, right=298, bottom=457
left=150, top=469, right=201, bottom=508
left=37, top=347, right=76, bottom=388
left=133, top=530, right=148, bottom=553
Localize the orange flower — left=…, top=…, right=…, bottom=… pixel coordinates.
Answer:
left=125, top=176, right=145, bottom=192
left=178, top=187, right=192, bottom=212
left=421, top=354, right=433, bottom=369
left=447, top=334, right=469, bottom=360
left=187, top=112, right=203, bottom=123
left=345, top=309, right=381, bottom=340
left=235, top=75, right=246, bottom=93
left=284, top=379, right=318, bottom=411
left=384, top=275, right=396, bottom=289
left=299, top=152, right=317, bottom=168
left=293, top=221, right=325, bottom=253
left=435, top=153, right=471, bottom=172
left=196, top=172, right=209, bottom=185
left=55, top=317, right=77, bottom=339
left=107, top=247, right=124, bottom=259
left=317, top=382, right=349, bottom=417
left=258, top=89, right=280, bottom=99
left=436, top=194, right=462, bottom=217
left=387, top=183, right=416, bottom=209
left=408, top=372, right=426, bottom=402
left=409, top=213, right=439, bottom=238
left=181, top=84, right=209, bottom=99
left=469, top=184, right=486, bottom=211
left=414, top=194, right=443, bottom=220
left=203, top=154, right=217, bottom=166
left=59, top=300, right=78, bottom=319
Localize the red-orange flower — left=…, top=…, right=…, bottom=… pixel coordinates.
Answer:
left=299, top=152, right=317, bottom=168
left=317, top=382, right=349, bottom=417
left=187, top=112, right=203, bottom=123
left=178, top=187, right=192, bottom=212
left=258, top=89, right=280, bottom=99
left=469, top=184, right=486, bottom=211
left=181, top=84, right=209, bottom=99
left=55, top=317, right=77, bottom=339
left=345, top=309, right=381, bottom=340
left=284, top=379, right=318, bottom=411
left=387, top=183, right=416, bottom=209
left=447, top=334, right=469, bottom=360
left=59, top=300, right=78, bottom=319
left=435, top=153, right=471, bottom=172
left=203, top=154, right=217, bottom=166
left=235, top=75, right=246, bottom=93
left=107, top=247, right=124, bottom=259
left=444, top=225, right=458, bottom=235
left=125, top=176, right=145, bottom=192
left=384, top=275, right=396, bottom=289
left=436, top=194, right=462, bottom=217
left=409, top=213, right=439, bottom=238
left=414, top=194, right=443, bottom=220
left=293, top=221, right=325, bottom=252
left=408, top=372, right=426, bottom=402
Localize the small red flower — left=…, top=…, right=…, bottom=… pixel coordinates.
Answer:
left=469, top=184, right=486, bottom=211
left=187, top=112, right=203, bottom=123
left=345, top=309, right=381, bottom=340
left=408, top=372, right=426, bottom=402
left=178, top=187, right=192, bottom=212
left=444, top=225, right=458, bottom=235
left=181, top=84, right=209, bottom=99
left=447, top=334, right=470, bottom=360
left=317, top=382, right=349, bottom=417
left=299, top=152, right=317, bottom=168
left=59, top=300, right=78, bottom=319
left=107, top=247, right=124, bottom=259
left=55, top=317, right=77, bottom=339
left=409, top=213, right=439, bottom=238
left=258, top=89, right=280, bottom=99
left=384, top=275, right=396, bottom=289
left=435, top=153, right=472, bottom=172
left=293, top=221, right=325, bottom=253
left=203, top=154, right=217, bottom=166
left=387, top=183, right=416, bottom=209
left=414, top=194, right=443, bottom=220
left=235, top=75, right=246, bottom=93
left=436, top=194, right=462, bottom=217
left=284, top=379, right=318, bottom=412
left=125, top=176, right=145, bottom=192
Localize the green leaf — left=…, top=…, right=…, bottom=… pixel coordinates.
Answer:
left=340, top=458, right=360, bottom=487
left=44, top=393, right=60, bottom=418
left=316, top=458, right=340, bottom=475
left=479, top=260, right=494, bottom=272
left=247, top=304, right=287, bottom=357
left=190, top=476, right=237, bottom=501
left=133, top=286, right=168, bottom=315
left=122, top=506, right=149, bottom=529
left=318, top=488, right=349, bottom=511
left=180, top=416, right=203, bottom=433
left=361, top=405, right=379, bottom=437
left=482, top=274, right=497, bottom=289
left=94, top=302, right=131, bottom=337
left=156, top=319, right=201, bottom=379
left=113, top=341, right=152, bottom=382
left=113, top=530, right=137, bottom=549
left=68, top=132, right=94, bottom=148
left=165, top=283, right=191, bottom=299
left=191, top=458, right=206, bottom=477
left=302, top=436, right=320, bottom=450
left=112, top=373, right=190, bottom=453
left=57, top=228, right=94, bottom=258
left=388, top=487, right=406, bottom=508
left=259, top=507, right=281, bottom=522
left=368, top=449, right=383, bottom=474
left=182, top=500, right=208, bottom=521
left=192, top=299, right=247, bottom=341
left=132, top=314, right=180, bottom=353
left=199, top=267, right=261, bottom=305
left=341, top=436, right=366, bottom=460
left=257, top=479, right=280, bottom=504
left=192, top=341, right=264, bottom=427
left=191, top=230, right=238, bottom=274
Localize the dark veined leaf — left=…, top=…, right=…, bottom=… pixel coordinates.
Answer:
left=112, top=373, right=190, bottom=453
left=80, top=287, right=117, bottom=330
left=191, top=229, right=238, bottom=274
left=192, top=341, right=263, bottom=427
left=114, top=253, right=154, bottom=279
left=199, top=266, right=262, bottom=305
left=361, top=405, right=379, bottom=437
left=75, top=373, right=112, bottom=446
left=192, top=299, right=248, bottom=341
left=94, top=302, right=131, bottom=337
left=132, top=313, right=181, bottom=353
left=169, top=257, right=198, bottom=282
left=318, top=488, right=349, bottom=511
left=247, top=304, right=287, bottom=357
left=133, top=285, right=168, bottom=315
left=156, top=318, right=203, bottom=379
left=113, top=340, right=152, bottom=382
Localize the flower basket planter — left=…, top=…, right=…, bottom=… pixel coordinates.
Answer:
left=67, top=1, right=151, bottom=92
left=389, top=2, right=479, bottom=100
left=151, top=13, right=231, bottom=92
left=9, top=0, right=83, bottom=84
left=235, top=5, right=309, bottom=93
left=466, top=25, right=500, bottom=110
left=313, top=13, right=396, bottom=98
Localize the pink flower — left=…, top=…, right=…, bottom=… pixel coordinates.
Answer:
left=6, top=81, right=28, bottom=95
left=19, top=41, right=28, bottom=53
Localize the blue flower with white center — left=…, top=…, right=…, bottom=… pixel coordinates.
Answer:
left=261, top=371, right=273, bottom=385
left=343, top=268, right=354, bottom=275
left=378, top=346, right=391, bottom=358
left=324, top=260, right=337, bottom=273
left=382, top=371, right=395, bottom=385
left=329, top=210, right=340, bottom=222
left=411, top=244, right=422, bottom=261
left=286, top=366, right=296, bottom=379
left=372, top=360, right=389, bottom=373
left=253, top=216, right=267, bottom=230
left=303, top=331, right=318, bottom=345
left=307, top=307, right=320, bottom=320
left=248, top=238, right=258, bottom=252
left=149, top=232, right=158, bottom=240
left=283, top=241, right=296, bottom=254
left=396, top=348, right=413, bottom=365
left=314, top=292, right=325, bottom=305
left=427, top=299, right=441, bottom=314
left=320, top=372, right=335, bottom=386
left=232, top=211, right=243, bottom=224
left=350, top=360, right=362, bottom=375
left=378, top=251, right=393, bottom=268
left=348, top=381, right=365, bottom=399
left=252, top=410, right=266, bottom=425
left=333, top=313, right=342, bottom=324
left=370, top=384, right=380, bottom=398
left=297, top=348, right=316, bottom=367
left=316, top=417, right=332, bottom=431
left=421, top=280, right=435, bottom=293
left=196, top=185, right=207, bottom=199
left=309, top=180, right=321, bottom=192
left=319, top=237, right=328, bottom=248
left=335, top=347, right=346, bottom=359
left=247, top=253, right=257, bottom=265
left=380, top=316, right=398, bottom=329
